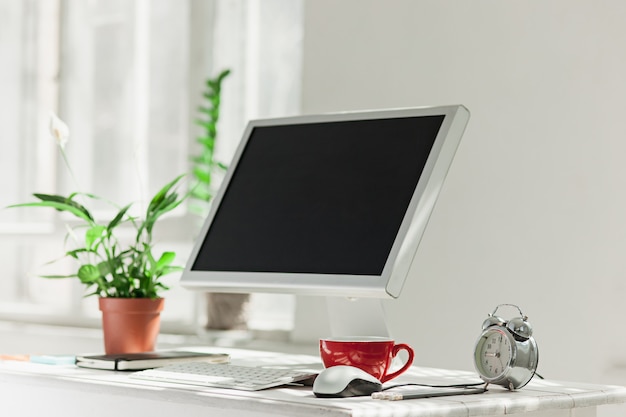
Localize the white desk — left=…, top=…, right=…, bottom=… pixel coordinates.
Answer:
left=1, top=348, right=625, bottom=417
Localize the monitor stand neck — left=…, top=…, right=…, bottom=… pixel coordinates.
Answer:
left=325, top=297, right=390, bottom=338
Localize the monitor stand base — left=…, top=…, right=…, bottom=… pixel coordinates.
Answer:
left=326, top=297, right=390, bottom=338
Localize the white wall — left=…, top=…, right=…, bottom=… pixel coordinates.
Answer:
left=300, top=0, right=626, bottom=386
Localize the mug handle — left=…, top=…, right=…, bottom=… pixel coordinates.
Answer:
left=381, top=343, right=415, bottom=383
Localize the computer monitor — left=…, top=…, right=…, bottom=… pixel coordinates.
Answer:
left=182, top=105, right=470, bottom=336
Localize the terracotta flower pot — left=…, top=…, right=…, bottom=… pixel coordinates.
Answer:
left=98, top=298, right=164, bottom=354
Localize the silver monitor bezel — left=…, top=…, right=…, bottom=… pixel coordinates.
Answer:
left=181, top=105, right=470, bottom=299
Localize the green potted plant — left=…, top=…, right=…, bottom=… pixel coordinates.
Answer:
left=9, top=113, right=188, bottom=354
left=190, top=69, right=230, bottom=215
left=191, top=69, right=249, bottom=332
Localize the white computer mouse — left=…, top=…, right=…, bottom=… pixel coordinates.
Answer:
left=312, top=365, right=383, bottom=398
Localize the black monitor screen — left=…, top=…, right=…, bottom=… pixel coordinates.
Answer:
left=191, top=115, right=445, bottom=276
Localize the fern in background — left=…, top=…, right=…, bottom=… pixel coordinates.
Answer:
left=190, top=69, right=231, bottom=215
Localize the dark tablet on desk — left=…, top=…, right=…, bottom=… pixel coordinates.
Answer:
left=75, top=351, right=230, bottom=371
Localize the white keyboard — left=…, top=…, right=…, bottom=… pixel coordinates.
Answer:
left=130, top=362, right=318, bottom=391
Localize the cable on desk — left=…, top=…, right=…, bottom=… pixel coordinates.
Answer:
left=381, top=381, right=486, bottom=391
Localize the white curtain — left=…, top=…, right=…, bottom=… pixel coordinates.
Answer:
left=0, top=0, right=302, bottom=332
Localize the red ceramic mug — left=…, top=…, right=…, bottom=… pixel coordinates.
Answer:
left=319, top=336, right=415, bottom=383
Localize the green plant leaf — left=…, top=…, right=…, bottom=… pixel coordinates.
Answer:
left=85, top=225, right=106, bottom=249
left=40, top=274, right=78, bottom=279
left=84, top=289, right=101, bottom=298
left=9, top=200, right=94, bottom=224
left=190, top=188, right=212, bottom=201
left=65, top=248, right=94, bottom=260
left=35, top=193, right=95, bottom=221
left=195, top=120, right=217, bottom=131
left=194, top=135, right=214, bottom=145
left=192, top=167, right=211, bottom=184
left=97, top=260, right=112, bottom=277
left=190, top=155, right=205, bottom=164
left=141, top=176, right=187, bottom=237
left=155, top=251, right=176, bottom=272
left=107, top=203, right=133, bottom=231
left=147, top=174, right=185, bottom=213
left=159, top=265, right=183, bottom=275
left=77, top=264, right=100, bottom=284
left=217, top=68, right=231, bottom=81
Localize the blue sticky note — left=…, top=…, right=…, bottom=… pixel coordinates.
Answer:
left=30, top=355, right=76, bottom=365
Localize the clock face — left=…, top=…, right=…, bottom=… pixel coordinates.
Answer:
left=476, top=328, right=513, bottom=379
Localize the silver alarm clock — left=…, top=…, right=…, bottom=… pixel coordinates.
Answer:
left=474, top=304, right=538, bottom=390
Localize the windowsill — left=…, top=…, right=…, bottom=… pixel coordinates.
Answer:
left=0, top=321, right=319, bottom=357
